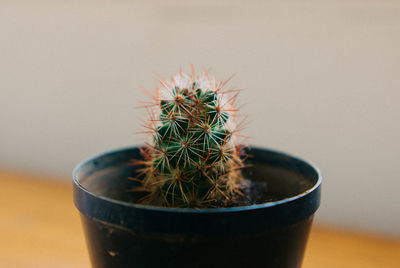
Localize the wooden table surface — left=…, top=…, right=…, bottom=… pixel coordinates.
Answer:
left=0, top=170, right=399, bottom=268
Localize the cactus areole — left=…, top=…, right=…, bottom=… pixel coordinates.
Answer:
left=134, top=68, right=247, bottom=208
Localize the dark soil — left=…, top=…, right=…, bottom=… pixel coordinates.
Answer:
left=225, top=178, right=278, bottom=207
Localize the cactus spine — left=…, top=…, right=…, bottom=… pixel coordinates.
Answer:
left=136, top=68, right=245, bottom=208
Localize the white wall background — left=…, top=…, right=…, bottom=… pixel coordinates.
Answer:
left=1, top=0, right=399, bottom=236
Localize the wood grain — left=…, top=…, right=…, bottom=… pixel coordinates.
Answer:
left=0, top=170, right=399, bottom=267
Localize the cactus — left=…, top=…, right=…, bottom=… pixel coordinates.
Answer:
left=135, top=67, right=246, bottom=208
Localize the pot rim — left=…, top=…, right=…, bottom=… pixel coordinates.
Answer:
left=73, top=145, right=322, bottom=214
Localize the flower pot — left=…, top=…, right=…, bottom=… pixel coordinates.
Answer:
left=73, top=146, right=321, bottom=268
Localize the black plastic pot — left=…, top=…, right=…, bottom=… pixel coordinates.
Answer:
left=73, top=147, right=321, bottom=268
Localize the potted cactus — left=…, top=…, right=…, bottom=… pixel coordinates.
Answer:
left=73, top=68, right=322, bottom=268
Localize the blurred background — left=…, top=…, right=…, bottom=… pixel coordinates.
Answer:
left=1, top=0, right=399, bottom=239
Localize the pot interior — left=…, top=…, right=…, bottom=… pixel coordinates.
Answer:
left=75, top=147, right=319, bottom=206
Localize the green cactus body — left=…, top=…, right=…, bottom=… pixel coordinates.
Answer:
left=136, top=69, right=245, bottom=208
